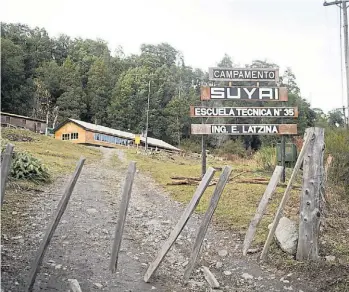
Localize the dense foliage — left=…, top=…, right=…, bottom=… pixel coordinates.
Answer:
left=1, top=22, right=319, bottom=148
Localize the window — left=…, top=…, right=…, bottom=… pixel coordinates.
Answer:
left=71, top=133, right=79, bottom=140
left=62, top=133, right=70, bottom=140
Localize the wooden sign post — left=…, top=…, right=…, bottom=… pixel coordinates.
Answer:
left=191, top=67, right=297, bottom=182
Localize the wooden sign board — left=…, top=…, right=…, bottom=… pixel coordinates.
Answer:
left=190, top=106, right=298, bottom=118
left=209, top=67, right=279, bottom=82
left=191, top=124, right=297, bottom=135
left=200, top=86, right=287, bottom=101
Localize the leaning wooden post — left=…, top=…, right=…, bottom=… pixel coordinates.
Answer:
left=242, top=165, right=283, bottom=255
left=25, top=158, right=85, bottom=292
left=296, top=127, right=324, bottom=260
left=1, top=143, right=15, bottom=207
left=184, top=166, right=232, bottom=281
left=260, top=128, right=313, bottom=260
left=110, top=161, right=136, bottom=273
left=144, top=167, right=216, bottom=283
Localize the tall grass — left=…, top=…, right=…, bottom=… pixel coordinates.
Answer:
left=254, top=146, right=276, bottom=171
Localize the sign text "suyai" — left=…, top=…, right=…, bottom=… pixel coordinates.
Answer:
left=200, top=86, right=288, bottom=101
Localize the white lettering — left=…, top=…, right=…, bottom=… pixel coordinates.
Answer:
left=214, top=70, right=220, bottom=78
left=211, top=88, right=225, bottom=99
left=212, top=125, right=227, bottom=134
left=231, top=126, right=238, bottom=133
left=274, top=109, right=281, bottom=116
left=259, top=88, right=273, bottom=100
left=227, top=87, right=241, bottom=99
left=244, top=88, right=257, bottom=99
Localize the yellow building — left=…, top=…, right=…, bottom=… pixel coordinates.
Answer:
left=53, top=118, right=180, bottom=152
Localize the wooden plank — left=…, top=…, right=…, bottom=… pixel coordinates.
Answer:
left=25, top=158, right=85, bottom=292
left=200, top=86, right=287, bottom=101
left=260, top=128, right=313, bottom=260
left=143, top=167, right=216, bottom=282
left=242, top=166, right=283, bottom=256
left=1, top=143, right=14, bottom=206
left=208, top=67, right=279, bottom=82
left=190, top=106, right=298, bottom=118
left=296, top=128, right=324, bottom=260
left=183, top=166, right=232, bottom=281
left=191, top=124, right=297, bottom=135
left=110, top=161, right=136, bottom=273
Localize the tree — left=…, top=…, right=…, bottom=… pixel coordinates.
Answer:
left=86, top=58, right=113, bottom=124
left=1, top=38, right=31, bottom=114
left=328, top=110, right=345, bottom=127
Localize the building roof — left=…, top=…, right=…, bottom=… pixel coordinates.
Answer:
left=55, top=118, right=180, bottom=152
left=1, top=112, right=46, bottom=123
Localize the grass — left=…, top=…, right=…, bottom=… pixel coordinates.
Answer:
left=1, top=128, right=102, bottom=180
left=124, top=149, right=301, bottom=245
left=123, top=148, right=349, bottom=291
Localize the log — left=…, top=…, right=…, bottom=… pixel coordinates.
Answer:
left=260, top=128, right=313, bottom=260
left=144, top=168, right=216, bottom=282
left=242, top=166, right=283, bottom=256
left=110, top=161, right=136, bottom=273
left=25, top=158, right=85, bottom=292
left=296, top=127, right=324, bottom=260
left=183, top=166, right=232, bottom=281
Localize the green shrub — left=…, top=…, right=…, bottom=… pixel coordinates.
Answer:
left=180, top=139, right=202, bottom=153
left=9, top=151, right=50, bottom=182
left=325, top=128, right=349, bottom=195
left=255, top=147, right=276, bottom=171
left=214, top=139, right=247, bottom=158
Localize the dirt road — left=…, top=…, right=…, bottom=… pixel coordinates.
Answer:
left=1, top=148, right=315, bottom=291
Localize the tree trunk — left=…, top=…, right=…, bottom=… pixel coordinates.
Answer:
left=296, top=127, right=324, bottom=261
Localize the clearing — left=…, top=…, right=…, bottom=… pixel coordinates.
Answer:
left=1, top=129, right=348, bottom=291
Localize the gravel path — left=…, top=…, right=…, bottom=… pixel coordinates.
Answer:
left=1, top=148, right=315, bottom=292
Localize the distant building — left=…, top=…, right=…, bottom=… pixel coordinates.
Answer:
left=1, top=112, right=47, bottom=134
left=53, top=118, right=181, bottom=152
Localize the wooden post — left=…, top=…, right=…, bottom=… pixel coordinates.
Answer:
left=110, top=161, right=136, bottom=273
left=296, top=128, right=324, bottom=260
left=143, top=167, right=215, bottom=282
left=26, top=158, right=85, bottom=292
left=184, top=166, right=232, bottom=281
left=1, top=143, right=14, bottom=207
left=242, top=165, right=283, bottom=255
left=260, top=128, right=313, bottom=260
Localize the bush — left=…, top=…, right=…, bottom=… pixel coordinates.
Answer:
left=255, top=147, right=276, bottom=171
left=7, top=151, right=50, bottom=183
left=180, top=139, right=202, bottom=154
left=214, top=139, right=247, bottom=158
left=325, top=128, right=349, bottom=195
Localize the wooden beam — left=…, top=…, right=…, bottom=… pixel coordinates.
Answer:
left=260, top=128, right=313, bottom=260
left=183, top=166, right=232, bottom=281
left=1, top=143, right=14, bottom=207
left=242, top=165, right=283, bottom=255
left=110, top=161, right=136, bottom=273
left=190, top=124, right=297, bottom=135
left=296, top=128, right=324, bottom=260
left=25, top=158, right=85, bottom=292
left=143, top=167, right=216, bottom=282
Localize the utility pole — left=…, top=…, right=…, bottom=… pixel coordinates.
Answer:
left=324, top=0, right=349, bottom=127
left=145, top=80, right=151, bottom=152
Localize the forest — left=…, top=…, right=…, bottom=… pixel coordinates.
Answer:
left=0, top=22, right=346, bottom=149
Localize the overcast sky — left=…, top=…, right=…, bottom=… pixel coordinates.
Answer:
left=2, top=0, right=345, bottom=113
